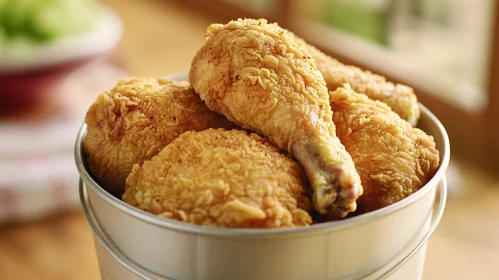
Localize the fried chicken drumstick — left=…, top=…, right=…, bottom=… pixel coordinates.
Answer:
left=291, top=35, right=420, bottom=126
left=189, top=19, right=362, bottom=218
left=330, top=85, right=439, bottom=212
left=83, top=78, right=235, bottom=196
left=122, top=128, right=313, bottom=228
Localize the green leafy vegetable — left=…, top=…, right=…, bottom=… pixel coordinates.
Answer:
left=0, top=0, right=98, bottom=46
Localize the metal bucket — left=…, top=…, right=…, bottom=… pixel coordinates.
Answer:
left=75, top=73, right=450, bottom=280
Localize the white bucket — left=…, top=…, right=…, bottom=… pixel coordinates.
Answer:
left=75, top=73, right=450, bottom=280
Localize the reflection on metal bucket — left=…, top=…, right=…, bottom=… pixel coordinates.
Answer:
left=75, top=73, right=450, bottom=280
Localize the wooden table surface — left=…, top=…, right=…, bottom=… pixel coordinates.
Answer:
left=1, top=0, right=499, bottom=279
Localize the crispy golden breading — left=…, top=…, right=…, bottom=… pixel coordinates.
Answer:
left=122, top=128, right=313, bottom=228
left=292, top=35, right=420, bottom=126
left=83, top=78, right=236, bottom=196
left=330, top=85, right=439, bottom=212
left=189, top=18, right=362, bottom=218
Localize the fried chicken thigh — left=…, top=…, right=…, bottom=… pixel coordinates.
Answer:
left=189, top=18, right=362, bottom=218
left=297, top=39, right=420, bottom=126
left=122, top=128, right=313, bottom=228
left=330, top=85, right=440, bottom=212
left=83, top=78, right=235, bottom=196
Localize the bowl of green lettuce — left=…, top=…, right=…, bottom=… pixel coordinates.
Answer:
left=0, top=0, right=122, bottom=111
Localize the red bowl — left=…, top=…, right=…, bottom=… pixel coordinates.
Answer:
left=0, top=58, right=95, bottom=113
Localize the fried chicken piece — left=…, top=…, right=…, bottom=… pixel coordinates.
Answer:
left=122, top=128, right=313, bottom=228
left=189, top=18, right=362, bottom=218
left=83, top=78, right=236, bottom=196
left=330, top=85, right=440, bottom=212
left=292, top=35, right=420, bottom=126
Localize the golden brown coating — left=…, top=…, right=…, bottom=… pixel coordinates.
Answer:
left=83, top=78, right=236, bottom=196
left=296, top=37, right=420, bottom=126
left=122, top=128, right=313, bottom=228
left=189, top=18, right=362, bottom=218
left=330, top=85, right=440, bottom=212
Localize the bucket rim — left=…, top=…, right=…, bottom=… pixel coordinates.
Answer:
left=75, top=102, right=450, bottom=238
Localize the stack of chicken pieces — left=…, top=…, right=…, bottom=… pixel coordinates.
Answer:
left=83, top=19, right=440, bottom=228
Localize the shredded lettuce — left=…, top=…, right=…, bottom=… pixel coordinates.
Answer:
left=0, top=0, right=98, bottom=46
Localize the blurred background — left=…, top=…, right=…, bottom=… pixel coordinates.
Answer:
left=0, top=0, right=498, bottom=279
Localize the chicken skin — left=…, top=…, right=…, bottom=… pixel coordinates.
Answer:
left=295, top=38, right=420, bottom=126
left=83, top=78, right=235, bottom=197
left=189, top=18, right=362, bottom=218
left=330, top=85, right=439, bottom=212
left=122, top=128, right=313, bottom=228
